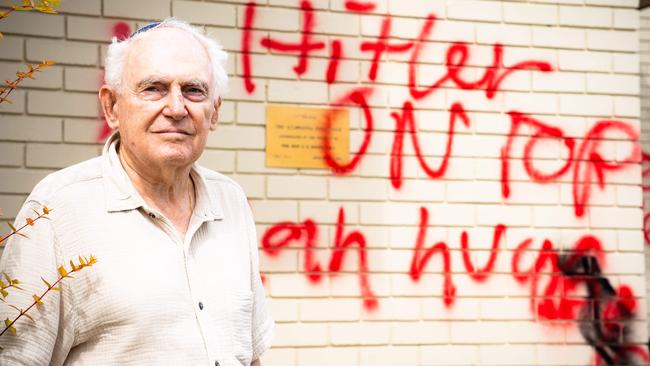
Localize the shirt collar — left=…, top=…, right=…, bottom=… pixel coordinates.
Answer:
left=101, top=131, right=223, bottom=221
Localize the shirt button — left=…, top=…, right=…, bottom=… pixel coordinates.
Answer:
left=198, top=301, right=204, bottom=310
left=148, top=212, right=156, bottom=219
left=214, top=361, right=220, bottom=366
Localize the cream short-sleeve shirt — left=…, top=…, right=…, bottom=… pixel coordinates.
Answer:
left=0, top=133, right=274, bottom=366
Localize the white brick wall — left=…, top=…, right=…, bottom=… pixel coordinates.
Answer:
left=1, top=1, right=647, bottom=365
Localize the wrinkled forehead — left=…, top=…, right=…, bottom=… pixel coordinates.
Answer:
left=122, top=28, right=213, bottom=88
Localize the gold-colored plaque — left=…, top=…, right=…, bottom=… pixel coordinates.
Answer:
left=266, top=104, right=349, bottom=169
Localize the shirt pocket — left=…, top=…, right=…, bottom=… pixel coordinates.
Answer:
left=230, top=290, right=254, bottom=366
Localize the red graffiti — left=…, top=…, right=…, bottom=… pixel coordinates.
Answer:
left=409, top=207, right=455, bottom=306
left=389, top=101, right=469, bottom=189
left=360, top=15, right=413, bottom=81
left=345, top=0, right=376, bottom=12
left=260, top=0, right=325, bottom=76
left=261, top=207, right=377, bottom=310
left=460, top=224, right=505, bottom=282
left=408, top=15, right=553, bottom=101
left=326, top=39, right=343, bottom=84
left=242, top=1, right=256, bottom=94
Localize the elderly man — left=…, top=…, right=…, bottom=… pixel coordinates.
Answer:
left=0, top=19, right=273, bottom=365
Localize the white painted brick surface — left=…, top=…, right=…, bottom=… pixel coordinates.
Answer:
left=0, top=1, right=646, bottom=366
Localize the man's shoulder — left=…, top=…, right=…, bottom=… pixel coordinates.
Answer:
left=27, top=156, right=103, bottom=204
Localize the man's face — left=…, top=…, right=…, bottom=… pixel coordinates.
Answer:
left=103, top=28, right=219, bottom=170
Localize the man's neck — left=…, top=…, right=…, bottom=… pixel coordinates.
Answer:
left=118, top=148, right=195, bottom=238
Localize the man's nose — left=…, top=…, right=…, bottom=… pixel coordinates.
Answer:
left=163, top=88, right=188, bottom=120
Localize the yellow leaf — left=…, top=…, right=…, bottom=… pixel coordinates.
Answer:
left=51, top=287, right=60, bottom=291
left=26, top=218, right=34, bottom=226
left=32, top=294, right=42, bottom=305
left=7, top=223, right=16, bottom=232
left=0, top=289, right=7, bottom=298
left=41, top=277, right=51, bottom=288
left=4, top=319, right=15, bottom=335
left=69, top=260, right=77, bottom=271
left=42, top=206, right=50, bottom=215
left=57, top=266, right=67, bottom=277
left=78, top=256, right=86, bottom=266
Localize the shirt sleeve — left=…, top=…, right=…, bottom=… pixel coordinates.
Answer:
left=0, top=200, right=75, bottom=365
left=244, top=201, right=274, bottom=361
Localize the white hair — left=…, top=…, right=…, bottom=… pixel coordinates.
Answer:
left=104, top=18, right=229, bottom=98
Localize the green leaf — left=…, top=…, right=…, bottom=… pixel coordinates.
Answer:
left=41, top=277, right=51, bottom=288
left=4, top=318, right=15, bottom=335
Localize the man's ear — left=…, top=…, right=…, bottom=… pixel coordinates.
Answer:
left=209, top=96, right=221, bottom=131
left=99, top=85, right=120, bottom=129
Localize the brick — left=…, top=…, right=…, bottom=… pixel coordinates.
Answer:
left=587, top=74, right=640, bottom=95
left=388, top=179, right=445, bottom=202
left=0, top=36, right=23, bottom=61
left=560, top=6, right=612, bottom=28
left=267, top=175, right=326, bottom=199
left=0, top=168, right=50, bottom=194
left=267, top=80, right=327, bottom=104
left=28, top=91, right=98, bottom=118
left=237, top=150, right=297, bottom=174
left=103, top=0, right=171, bottom=20
left=330, top=273, right=391, bottom=297
left=299, top=201, right=359, bottom=224
left=559, top=94, right=613, bottom=117
left=361, top=297, right=421, bottom=321
left=0, top=11, right=64, bottom=37
left=263, top=348, right=296, bottom=366
left=0, top=194, right=26, bottom=219
left=27, top=39, right=98, bottom=66
left=588, top=29, right=638, bottom=52
left=250, top=200, right=297, bottom=223
left=330, top=322, right=390, bottom=345
left=229, top=174, right=264, bottom=198
left=533, top=206, right=588, bottom=228
left=614, top=96, right=641, bottom=118
left=268, top=298, right=299, bottom=322
left=360, top=203, right=419, bottom=225
left=391, top=321, right=449, bottom=344
left=447, top=1, right=501, bottom=23
left=586, top=0, right=636, bottom=6
left=558, top=50, right=611, bottom=72
left=615, top=8, right=639, bottom=30
left=267, top=273, right=330, bottom=297
left=238, top=54, right=300, bottom=80
left=503, top=92, right=557, bottom=115
left=312, top=11, right=359, bottom=36
left=236, top=6, right=299, bottom=31
left=236, top=102, right=265, bottom=125
left=480, top=345, right=537, bottom=365
left=67, top=17, right=136, bottom=42
left=0, top=89, right=25, bottom=113
left=431, top=20, right=475, bottom=44
left=26, top=143, right=100, bottom=169
left=360, top=346, right=418, bottom=366
left=590, top=207, right=643, bottom=229
left=300, top=299, right=360, bottom=321
left=614, top=53, right=640, bottom=73
left=297, top=348, right=357, bottom=366
left=197, top=149, right=236, bottom=173
left=274, top=323, right=328, bottom=347
left=389, top=0, right=444, bottom=17
left=329, top=177, right=387, bottom=201
left=0, top=115, right=62, bottom=142
left=503, top=3, right=558, bottom=26
left=269, top=0, right=329, bottom=9
left=420, top=345, right=478, bottom=365
left=476, top=205, right=532, bottom=227
left=617, top=185, right=642, bottom=206
left=0, top=142, right=23, bottom=167
left=446, top=181, right=503, bottom=204
left=172, top=1, right=236, bottom=27
left=617, top=229, right=644, bottom=251
left=0, top=61, right=62, bottom=89
left=451, top=321, right=514, bottom=344
left=536, top=345, right=593, bottom=365
left=532, top=71, right=584, bottom=93
left=58, top=0, right=101, bottom=15
left=476, top=24, right=531, bottom=47
left=64, top=66, right=102, bottom=92
left=259, top=247, right=298, bottom=272
left=532, top=27, right=585, bottom=49
left=205, top=125, right=264, bottom=149
left=63, top=118, right=102, bottom=144
left=479, top=298, right=533, bottom=320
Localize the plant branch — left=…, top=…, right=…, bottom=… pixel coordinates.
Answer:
left=0, top=60, right=54, bottom=104
left=1, top=255, right=97, bottom=336
left=0, top=206, right=51, bottom=246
